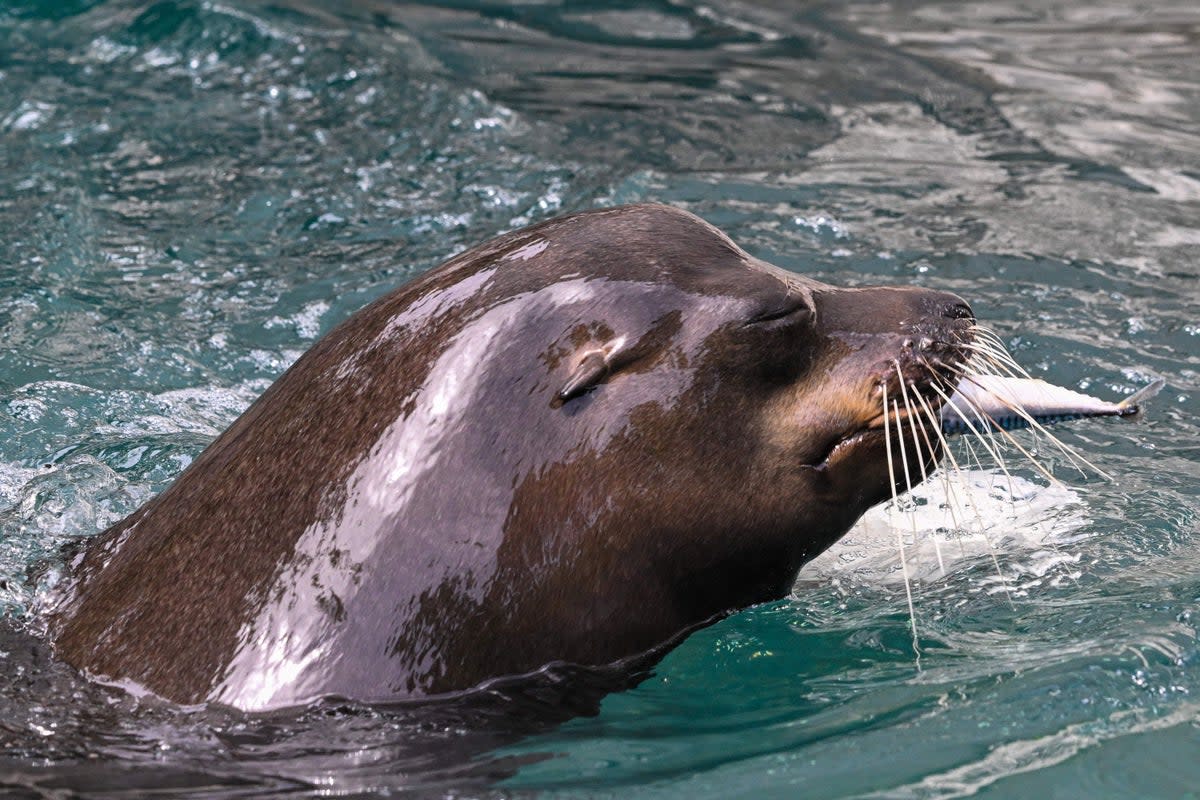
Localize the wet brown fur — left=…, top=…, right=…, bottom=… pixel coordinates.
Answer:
left=51, top=204, right=971, bottom=709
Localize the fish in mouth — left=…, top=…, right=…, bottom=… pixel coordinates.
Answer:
left=845, top=316, right=1164, bottom=652
left=862, top=317, right=1163, bottom=484
left=940, top=374, right=1165, bottom=434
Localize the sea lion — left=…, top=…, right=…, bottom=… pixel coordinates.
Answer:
left=49, top=203, right=973, bottom=711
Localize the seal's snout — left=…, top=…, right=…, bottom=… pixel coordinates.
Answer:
left=901, top=290, right=975, bottom=359
left=909, top=290, right=973, bottom=324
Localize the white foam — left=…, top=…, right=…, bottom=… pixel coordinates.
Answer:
left=799, top=470, right=1089, bottom=589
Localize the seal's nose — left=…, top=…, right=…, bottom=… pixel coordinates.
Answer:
left=944, top=298, right=974, bottom=322
left=907, top=291, right=974, bottom=326
left=913, top=291, right=973, bottom=323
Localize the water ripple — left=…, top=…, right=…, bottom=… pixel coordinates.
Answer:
left=1, top=0, right=1198, bottom=796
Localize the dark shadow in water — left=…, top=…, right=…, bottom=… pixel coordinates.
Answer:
left=0, top=617, right=672, bottom=797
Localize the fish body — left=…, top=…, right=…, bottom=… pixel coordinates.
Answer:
left=940, top=375, right=1164, bottom=435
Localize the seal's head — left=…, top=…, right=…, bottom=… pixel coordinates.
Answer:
left=52, top=204, right=973, bottom=710
left=490, top=205, right=973, bottom=621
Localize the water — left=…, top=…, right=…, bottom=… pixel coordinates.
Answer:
left=1, top=0, right=1198, bottom=796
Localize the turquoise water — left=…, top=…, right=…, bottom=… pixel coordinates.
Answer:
left=1, top=0, right=1198, bottom=796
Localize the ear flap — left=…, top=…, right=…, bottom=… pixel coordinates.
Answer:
left=557, top=337, right=628, bottom=403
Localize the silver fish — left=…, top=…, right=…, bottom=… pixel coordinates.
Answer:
left=940, top=375, right=1165, bottom=435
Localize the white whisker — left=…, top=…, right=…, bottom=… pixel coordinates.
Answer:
left=929, top=382, right=1034, bottom=485
left=969, top=326, right=1030, bottom=376
left=952, top=370, right=1109, bottom=481
left=883, top=383, right=921, bottom=663
left=912, top=386, right=1014, bottom=605
left=897, top=368, right=945, bottom=575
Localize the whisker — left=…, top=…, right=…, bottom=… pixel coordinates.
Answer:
left=896, top=367, right=945, bottom=575
left=912, top=384, right=1014, bottom=605
left=882, top=383, right=921, bottom=664
left=951, top=370, right=1109, bottom=481
left=893, top=371, right=933, bottom=580
left=969, top=326, right=1031, bottom=375
left=961, top=432, right=987, bottom=475
left=933, top=379, right=1061, bottom=495
left=945, top=374, right=1084, bottom=589
left=872, top=320, right=1100, bottom=635
left=967, top=329, right=1022, bottom=356
left=951, top=374, right=1021, bottom=500
left=929, top=382, right=1030, bottom=484
left=934, top=381, right=1039, bottom=532
left=961, top=347, right=1028, bottom=380
left=916, top=372, right=974, bottom=557
left=965, top=335, right=1033, bottom=380
left=956, top=365, right=1087, bottom=479
left=915, top=390, right=966, bottom=532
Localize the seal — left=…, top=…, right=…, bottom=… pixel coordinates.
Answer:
left=49, top=203, right=974, bottom=711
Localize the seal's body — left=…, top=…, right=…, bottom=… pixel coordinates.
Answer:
left=52, top=204, right=972, bottom=710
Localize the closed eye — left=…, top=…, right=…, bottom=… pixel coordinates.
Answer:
left=743, top=297, right=814, bottom=327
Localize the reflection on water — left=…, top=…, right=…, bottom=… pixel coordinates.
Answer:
left=1, top=0, right=1198, bottom=796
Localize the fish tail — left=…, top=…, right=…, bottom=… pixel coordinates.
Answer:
left=1116, top=378, right=1166, bottom=417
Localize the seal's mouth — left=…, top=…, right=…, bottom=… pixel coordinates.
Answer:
left=864, top=375, right=951, bottom=432
left=814, top=342, right=966, bottom=475
left=864, top=402, right=934, bottom=431
left=813, top=389, right=947, bottom=474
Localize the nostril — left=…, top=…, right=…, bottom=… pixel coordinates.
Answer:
left=946, top=301, right=974, bottom=321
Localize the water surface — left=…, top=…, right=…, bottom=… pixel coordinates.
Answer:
left=1, top=0, right=1198, bottom=797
